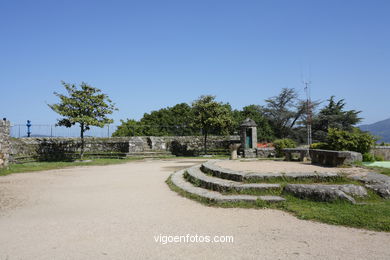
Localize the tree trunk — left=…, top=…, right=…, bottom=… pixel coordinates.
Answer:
left=204, top=130, right=208, bottom=155
left=80, top=123, right=85, bottom=160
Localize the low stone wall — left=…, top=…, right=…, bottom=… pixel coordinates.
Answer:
left=10, top=135, right=240, bottom=162
left=0, top=120, right=11, bottom=167
left=309, top=149, right=362, bottom=167
left=371, top=146, right=390, bottom=161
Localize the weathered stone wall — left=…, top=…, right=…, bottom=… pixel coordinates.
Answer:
left=0, top=120, right=11, bottom=167
left=10, top=137, right=131, bottom=161
left=371, top=146, right=390, bottom=161
left=10, top=135, right=240, bottom=161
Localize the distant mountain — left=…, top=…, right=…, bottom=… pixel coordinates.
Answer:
left=359, top=118, right=390, bottom=143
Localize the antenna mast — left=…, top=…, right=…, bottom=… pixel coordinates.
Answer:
left=303, top=80, right=312, bottom=146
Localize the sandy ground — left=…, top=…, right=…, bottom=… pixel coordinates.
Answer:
left=216, top=160, right=370, bottom=175
left=0, top=159, right=389, bottom=260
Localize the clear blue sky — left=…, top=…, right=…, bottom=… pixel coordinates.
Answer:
left=1, top=0, right=389, bottom=126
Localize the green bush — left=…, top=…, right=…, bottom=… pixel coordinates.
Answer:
left=374, top=154, right=384, bottom=161
left=326, top=128, right=376, bottom=154
left=310, top=142, right=329, bottom=150
left=273, top=138, right=297, bottom=157
left=363, top=153, right=375, bottom=162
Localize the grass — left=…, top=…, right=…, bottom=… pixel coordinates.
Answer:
left=167, top=175, right=390, bottom=232
left=243, top=175, right=356, bottom=184
left=365, top=166, right=390, bottom=177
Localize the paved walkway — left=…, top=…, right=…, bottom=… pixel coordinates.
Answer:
left=0, top=159, right=389, bottom=260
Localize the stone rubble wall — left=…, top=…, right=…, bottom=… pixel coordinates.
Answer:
left=0, top=120, right=11, bottom=167
left=10, top=135, right=240, bottom=162
left=371, top=146, right=390, bottom=161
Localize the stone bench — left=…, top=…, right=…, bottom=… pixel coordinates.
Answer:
left=283, top=148, right=309, bottom=162
left=309, top=149, right=362, bottom=167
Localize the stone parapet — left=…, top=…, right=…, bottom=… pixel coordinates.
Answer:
left=0, top=120, right=11, bottom=167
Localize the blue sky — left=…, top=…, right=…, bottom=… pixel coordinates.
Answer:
left=1, top=0, right=389, bottom=127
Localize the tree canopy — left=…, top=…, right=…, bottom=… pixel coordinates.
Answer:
left=192, top=95, right=234, bottom=154
left=312, top=96, right=362, bottom=142
left=49, top=81, right=117, bottom=158
left=263, top=88, right=307, bottom=139
left=112, top=89, right=365, bottom=147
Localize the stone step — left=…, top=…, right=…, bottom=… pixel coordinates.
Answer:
left=186, top=165, right=281, bottom=193
left=127, top=151, right=172, bottom=158
left=283, top=184, right=368, bottom=204
left=201, top=160, right=340, bottom=182
left=170, top=169, right=286, bottom=203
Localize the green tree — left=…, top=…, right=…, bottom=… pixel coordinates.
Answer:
left=113, top=103, right=197, bottom=136
left=140, top=103, right=197, bottom=136
left=192, top=95, right=234, bottom=154
left=233, top=105, right=274, bottom=141
left=112, top=119, right=144, bottom=137
left=312, top=96, right=362, bottom=142
left=263, top=88, right=306, bottom=138
left=49, top=81, right=117, bottom=159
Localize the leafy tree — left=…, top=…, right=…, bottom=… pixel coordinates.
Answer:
left=140, top=103, right=197, bottom=136
left=192, top=95, right=234, bottom=154
left=263, top=88, right=306, bottom=138
left=112, top=119, right=144, bottom=137
left=113, top=103, right=198, bottom=136
left=49, top=81, right=117, bottom=159
left=312, top=96, right=362, bottom=142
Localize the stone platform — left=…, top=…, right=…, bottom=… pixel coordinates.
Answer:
left=169, top=159, right=390, bottom=204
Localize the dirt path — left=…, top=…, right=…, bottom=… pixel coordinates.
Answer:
left=0, top=159, right=389, bottom=260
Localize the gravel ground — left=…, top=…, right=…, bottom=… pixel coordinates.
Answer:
left=216, top=160, right=370, bottom=175
left=0, top=159, right=389, bottom=260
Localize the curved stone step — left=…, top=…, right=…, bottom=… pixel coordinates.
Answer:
left=201, top=160, right=340, bottom=182
left=170, top=170, right=286, bottom=203
left=186, top=166, right=281, bottom=193
left=283, top=184, right=368, bottom=204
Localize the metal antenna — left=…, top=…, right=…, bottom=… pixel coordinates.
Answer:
left=303, top=80, right=312, bottom=146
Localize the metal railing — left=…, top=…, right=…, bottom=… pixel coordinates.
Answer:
left=10, top=123, right=240, bottom=138
left=10, top=124, right=117, bottom=138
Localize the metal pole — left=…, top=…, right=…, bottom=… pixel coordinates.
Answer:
left=304, top=81, right=313, bottom=146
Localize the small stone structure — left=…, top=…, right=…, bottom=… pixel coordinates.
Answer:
left=283, top=148, right=309, bottom=161
left=229, top=143, right=241, bottom=160
left=0, top=119, right=11, bottom=167
left=309, top=149, right=362, bottom=167
left=255, top=147, right=275, bottom=158
left=240, top=118, right=257, bottom=158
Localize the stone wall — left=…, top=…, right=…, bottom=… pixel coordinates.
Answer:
left=10, top=135, right=240, bottom=161
left=0, top=120, right=11, bottom=167
left=371, top=146, right=390, bottom=161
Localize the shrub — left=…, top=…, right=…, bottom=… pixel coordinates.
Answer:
left=326, top=128, right=376, bottom=154
left=363, top=153, right=375, bottom=162
left=374, top=154, right=384, bottom=161
left=273, top=138, right=297, bottom=157
left=310, top=142, right=329, bottom=150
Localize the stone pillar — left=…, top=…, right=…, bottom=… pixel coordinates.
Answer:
left=229, top=143, right=241, bottom=160
left=0, top=119, right=11, bottom=168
